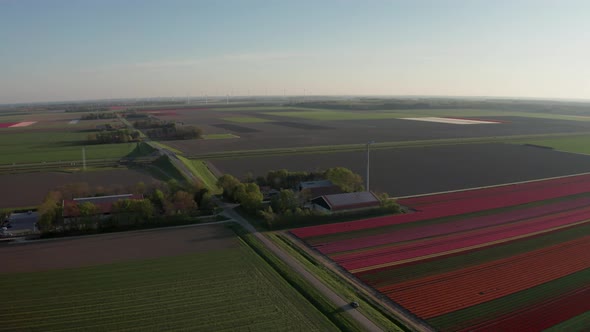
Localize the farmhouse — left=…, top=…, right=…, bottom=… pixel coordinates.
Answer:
left=311, top=191, right=380, bottom=213
left=62, top=194, right=143, bottom=219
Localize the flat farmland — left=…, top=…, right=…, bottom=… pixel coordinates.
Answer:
left=211, top=143, right=590, bottom=196
left=166, top=115, right=590, bottom=155
left=0, top=131, right=137, bottom=164
left=0, top=169, right=156, bottom=208
left=0, top=225, right=337, bottom=331
left=291, top=174, right=590, bottom=331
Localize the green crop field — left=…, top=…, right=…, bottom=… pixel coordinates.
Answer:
left=222, top=116, right=272, bottom=123
left=0, top=131, right=137, bottom=164
left=0, top=237, right=337, bottom=331
left=511, top=135, right=590, bottom=155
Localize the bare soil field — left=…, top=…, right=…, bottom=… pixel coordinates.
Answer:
left=0, top=169, right=157, bottom=208
left=0, top=224, right=236, bottom=273
left=211, top=143, right=590, bottom=196
left=167, top=116, right=590, bottom=155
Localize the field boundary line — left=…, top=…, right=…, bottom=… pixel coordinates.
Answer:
left=6, top=219, right=232, bottom=245
left=396, top=171, right=590, bottom=199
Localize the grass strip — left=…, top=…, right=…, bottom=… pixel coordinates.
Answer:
left=176, top=156, right=221, bottom=194
left=268, top=232, right=408, bottom=332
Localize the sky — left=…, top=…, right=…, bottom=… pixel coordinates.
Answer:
left=1, top=0, right=589, bottom=103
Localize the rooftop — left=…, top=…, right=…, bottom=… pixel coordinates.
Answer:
left=299, top=180, right=333, bottom=189
left=314, top=191, right=380, bottom=211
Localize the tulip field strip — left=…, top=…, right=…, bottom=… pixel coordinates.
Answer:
left=379, top=236, right=590, bottom=318
left=342, top=207, right=590, bottom=272
left=0, top=240, right=337, bottom=331
left=430, top=268, right=590, bottom=331
left=357, top=223, right=590, bottom=287
left=459, top=286, right=590, bottom=332
left=290, top=174, right=590, bottom=330
left=321, top=195, right=590, bottom=255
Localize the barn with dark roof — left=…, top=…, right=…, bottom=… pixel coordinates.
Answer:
left=311, top=191, right=380, bottom=212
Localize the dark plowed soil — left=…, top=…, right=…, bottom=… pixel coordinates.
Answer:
left=0, top=224, right=236, bottom=273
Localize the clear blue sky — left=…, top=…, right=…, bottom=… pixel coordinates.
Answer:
left=1, top=0, right=589, bottom=103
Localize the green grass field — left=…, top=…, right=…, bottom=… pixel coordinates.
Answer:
left=0, top=235, right=337, bottom=331
left=0, top=131, right=137, bottom=164
left=263, top=108, right=590, bottom=122
left=511, top=134, right=590, bottom=155
left=222, top=116, right=273, bottom=123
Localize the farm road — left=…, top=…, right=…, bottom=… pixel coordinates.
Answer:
left=219, top=202, right=385, bottom=332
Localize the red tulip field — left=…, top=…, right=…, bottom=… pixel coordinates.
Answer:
left=291, top=174, right=590, bottom=331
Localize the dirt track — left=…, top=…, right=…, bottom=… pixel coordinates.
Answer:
left=0, top=224, right=235, bottom=274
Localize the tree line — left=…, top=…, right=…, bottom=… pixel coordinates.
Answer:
left=87, top=128, right=141, bottom=144
left=81, top=112, right=118, bottom=120
left=134, top=119, right=202, bottom=140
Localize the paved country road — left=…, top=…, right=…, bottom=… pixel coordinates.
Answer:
left=220, top=203, right=384, bottom=332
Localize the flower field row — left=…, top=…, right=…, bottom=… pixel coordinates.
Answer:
left=290, top=174, right=590, bottom=331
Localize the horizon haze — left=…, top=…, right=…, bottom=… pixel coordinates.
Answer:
left=1, top=0, right=589, bottom=103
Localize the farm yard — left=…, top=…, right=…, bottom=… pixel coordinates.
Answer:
left=211, top=143, right=590, bottom=196
left=0, top=224, right=337, bottom=331
left=0, top=169, right=156, bottom=208
left=290, top=173, right=590, bottom=331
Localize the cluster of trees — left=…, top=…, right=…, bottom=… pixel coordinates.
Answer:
left=87, top=129, right=141, bottom=144
left=134, top=119, right=202, bottom=140
left=65, top=107, right=108, bottom=113
left=217, top=175, right=263, bottom=213
left=81, top=112, right=118, bottom=120
left=38, top=180, right=216, bottom=234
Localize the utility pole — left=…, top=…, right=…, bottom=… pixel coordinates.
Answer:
left=82, top=147, right=87, bottom=171
left=366, top=141, right=375, bottom=191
